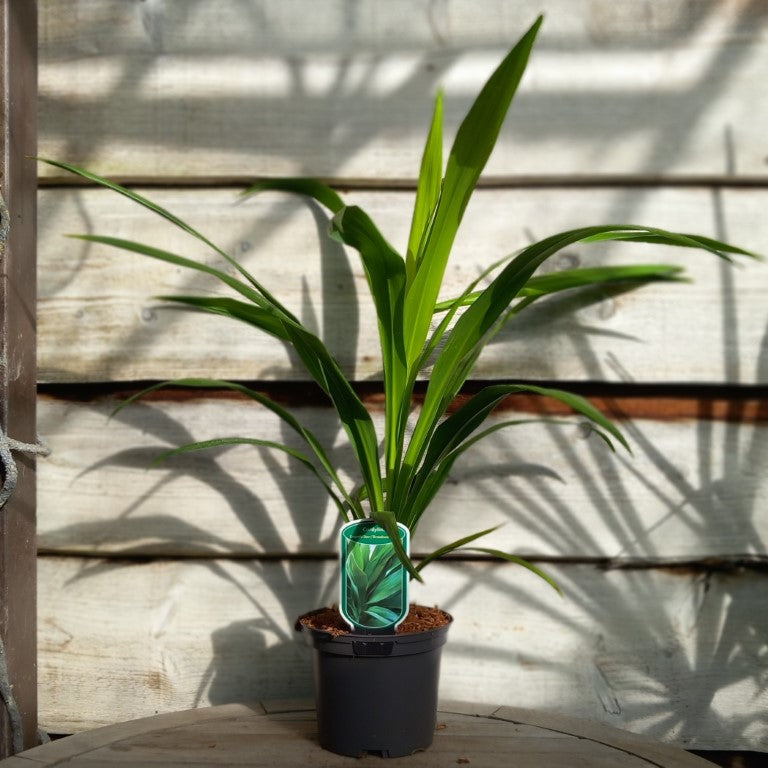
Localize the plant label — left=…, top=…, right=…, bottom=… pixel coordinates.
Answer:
left=339, top=519, right=409, bottom=633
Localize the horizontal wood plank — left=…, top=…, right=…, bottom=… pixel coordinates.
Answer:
left=37, top=186, right=768, bottom=384
left=34, top=3, right=768, bottom=759
left=37, top=0, right=768, bottom=181
left=37, top=392, right=768, bottom=560
left=36, top=557, right=768, bottom=751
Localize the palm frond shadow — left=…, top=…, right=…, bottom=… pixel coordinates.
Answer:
left=426, top=319, right=767, bottom=747
left=36, top=0, right=767, bottom=732
left=42, top=207, right=358, bottom=703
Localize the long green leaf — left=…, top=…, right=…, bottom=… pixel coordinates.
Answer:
left=149, top=299, right=384, bottom=513
left=463, top=549, right=562, bottom=594
left=404, top=223, right=747, bottom=494
left=37, top=158, right=295, bottom=317
left=419, top=254, right=514, bottom=371
left=416, top=529, right=561, bottom=595
left=430, top=384, right=629, bottom=460
left=112, top=378, right=359, bottom=518
left=329, top=206, right=408, bottom=486
left=400, top=384, right=628, bottom=528
left=240, top=177, right=345, bottom=214
left=416, top=526, right=501, bottom=571
left=402, top=16, right=543, bottom=369
left=580, top=230, right=762, bottom=260
left=155, top=293, right=377, bottom=471
left=405, top=418, right=572, bottom=525
left=434, top=264, right=686, bottom=311
left=372, top=510, right=422, bottom=583
left=151, top=437, right=347, bottom=518
left=157, top=295, right=291, bottom=341
left=282, top=323, right=385, bottom=513
left=406, top=90, right=443, bottom=283
left=68, top=234, right=291, bottom=318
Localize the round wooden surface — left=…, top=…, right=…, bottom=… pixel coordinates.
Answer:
left=2, top=701, right=717, bottom=766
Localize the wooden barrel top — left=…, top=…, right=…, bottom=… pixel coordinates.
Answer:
left=1, top=701, right=716, bottom=766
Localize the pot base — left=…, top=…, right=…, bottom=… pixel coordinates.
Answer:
left=298, top=606, right=452, bottom=757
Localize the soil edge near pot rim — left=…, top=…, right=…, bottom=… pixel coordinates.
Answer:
left=295, top=605, right=453, bottom=642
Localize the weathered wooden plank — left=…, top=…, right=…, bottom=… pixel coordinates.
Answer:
left=36, top=392, right=768, bottom=561
left=7, top=704, right=720, bottom=767
left=36, top=557, right=768, bottom=751
left=37, top=186, right=768, bottom=384
left=37, top=0, right=768, bottom=181
left=0, top=0, right=38, bottom=757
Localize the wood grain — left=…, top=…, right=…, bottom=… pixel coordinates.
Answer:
left=3, top=702, right=720, bottom=766
left=32, top=1, right=768, bottom=756
left=0, top=0, right=38, bottom=755
left=37, top=1, right=768, bottom=181
left=37, top=186, right=768, bottom=384
left=36, top=392, right=768, bottom=560
left=36, top=557, right=768, bottom=751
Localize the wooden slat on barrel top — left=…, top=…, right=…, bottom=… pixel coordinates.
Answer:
left=0, top=702, right=720, bottom=766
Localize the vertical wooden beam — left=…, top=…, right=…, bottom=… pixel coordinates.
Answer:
left=0, top=0, right=38, bottom=757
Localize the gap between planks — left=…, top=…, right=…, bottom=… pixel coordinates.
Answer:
left=37, top=382, right=768, bottom=425
left=34, top=550, right=768, bottom=571
left=36, top=175, right=768, bottom=190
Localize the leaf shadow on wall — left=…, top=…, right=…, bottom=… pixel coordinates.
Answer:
left=424, top=316, right=768, bottom=749
left=38, top=201, right=362, bottom=708
left=35, top=0, right=768, bottom=737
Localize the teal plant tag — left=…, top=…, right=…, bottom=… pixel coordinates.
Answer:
left=339, top=519, right=409, bottom=634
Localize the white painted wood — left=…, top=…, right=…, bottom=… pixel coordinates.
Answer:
left=38, top=0, right=768, bottom=180
left=37, top=186, right=768, bottom=384
left=36, top=557, right=768, bottom=750
left=32, top=3, right=768, bottom=758
left=37, top=394, right=768, bottom=560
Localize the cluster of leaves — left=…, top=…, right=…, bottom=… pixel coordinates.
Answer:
left=344, top=542, right=405, bottom=630
left=40, top=16, right=757, bottom=590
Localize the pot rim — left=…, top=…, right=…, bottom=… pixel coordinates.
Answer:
left=296, top=607, right=453, bottom=652
left=296, top=607, right=452, bottom=636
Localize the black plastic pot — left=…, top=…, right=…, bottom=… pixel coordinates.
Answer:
left=298, top=610, right=452, bottom=757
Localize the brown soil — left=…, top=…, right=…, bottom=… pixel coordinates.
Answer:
left=296, top=604, right=452, bottom=636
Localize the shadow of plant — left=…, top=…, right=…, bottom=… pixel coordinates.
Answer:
left=34, top=0, right=768, bottom=746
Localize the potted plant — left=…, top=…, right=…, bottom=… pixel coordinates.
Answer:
left=41, top=15, right=758, bottom=758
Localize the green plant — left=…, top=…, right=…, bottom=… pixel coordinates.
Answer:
left=41, top=16, right=758, bottom=592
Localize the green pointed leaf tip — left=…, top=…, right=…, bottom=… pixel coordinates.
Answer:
left=240, top=177, right=345, bottom=214
left=407, top=89, right=444, bottom=279
left=403, top=16, right=543, bottom=368
left=40, top=13, right=763, bottom=601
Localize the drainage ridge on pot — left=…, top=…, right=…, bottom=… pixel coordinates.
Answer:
left=298, top=611, right=452, bottom=757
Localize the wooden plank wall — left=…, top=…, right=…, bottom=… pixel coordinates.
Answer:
left=36, top=0, right=767, bottom=754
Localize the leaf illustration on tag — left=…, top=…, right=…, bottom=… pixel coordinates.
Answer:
left=340, top=520, right=409, bottom=632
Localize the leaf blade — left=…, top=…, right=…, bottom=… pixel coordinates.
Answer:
left=402, top=16, right=543, bottom=369
left=240, top=177, right=345, bottom=214
left=406, top=90, right=444, bottom=283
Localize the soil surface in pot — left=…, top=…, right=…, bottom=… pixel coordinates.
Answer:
left=298, top=604, right=451, bottom=636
